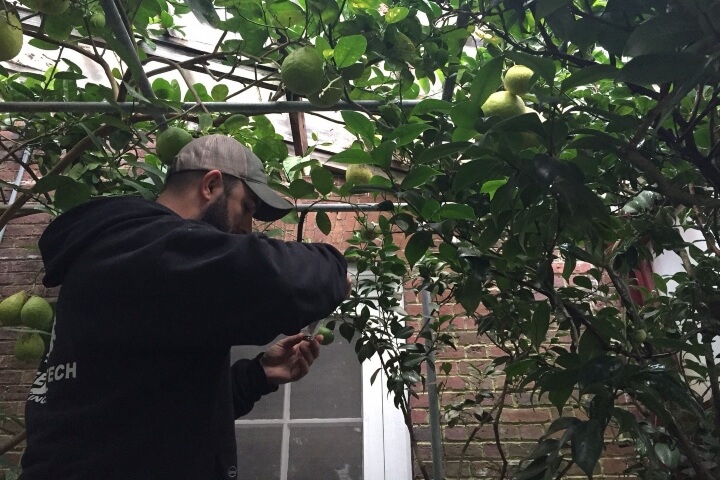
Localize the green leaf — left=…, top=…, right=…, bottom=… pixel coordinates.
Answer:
left=334, top=35, right=368, bottom=68
left=535, top=0, right=571, bottom=19
left=211, top=84, right=229, bottom=101
left=268, top=1, right=305, bottom=28
left=437, top=203, right=475, bottom=220
left=405, top=231, right=433, bottom=266
left=52, top=178, right=92, bottom=212
left=571, top=420, right=604, bottom=478
left=385, top=6, right=409, bottom=24
left=654, top=443, right=681, bottom=469
left=288, top=178, right=317, bottom=199
left=310, top=166, right=335, bottom=195
left=624, top=14, right=702, bottom=57
left=315, top=210, right=332, bottom=235
left=417, top=141, right=471, bottom=164
left=528, top=302, right=550, bottom=349
left=481, top=179, right=507, bottom=200
left=401, top=166, right=442, bottom=189
left=561, top=65, right=618, bottom=92
left=388, top=123, right=433, bottom=146
left=617, top=53, right=706, bottom=85
left=411, top=99, right=453, bottom=116
left=371, top=140, right=396, bottom=168
left=341, top=111, right=375, bottom=141
left=450, top=101, right=482, bottom=129
left=470, top=56, right=504, bottom=108
left=330, top=149, right=374, bottom=164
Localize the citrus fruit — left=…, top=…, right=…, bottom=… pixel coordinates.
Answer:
left=481, top=91, right=526, bottom=119
left=503, top=65, right=535, bottom=95
left=281, top=47, right=324, bottom=96
left=0, top=291, right=28, bottom=327
left=634, top=329, right=648, bottom=343
left=20, top=295, right=54, bottom=332
left=316, top=326, right=334, bottom=345
left=155, top=126, right=193, bottom=164
left=89, top=12, right=106, bottom=28
left=345, top=164, right=372, bottom=185
left=0, top=10, right=23, bottom=62
left=21, top=0, right=70, bottom=15
left=14, top=333, right=45, bottom=362
left=308, top=74, right=344, bottom=107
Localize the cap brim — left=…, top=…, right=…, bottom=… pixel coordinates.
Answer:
left=245, top=181, right=293, bottom=221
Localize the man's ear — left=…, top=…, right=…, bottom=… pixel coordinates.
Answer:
left=199, top=170, right=224, bottom=201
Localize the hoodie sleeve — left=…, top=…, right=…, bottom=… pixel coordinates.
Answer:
left=157, top=223, right=348, bottom=347
left=230, top=355, right=279, bottom=419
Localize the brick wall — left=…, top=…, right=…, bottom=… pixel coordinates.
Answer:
left=0, top=174, right=637, bottom=478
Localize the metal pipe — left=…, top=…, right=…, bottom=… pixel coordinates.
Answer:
left=421, top=288, right=445, bottom=480
left=98, top=0, right=166, bottom=127
left=0, top=149, right=31, bottom=245
left=0, top=100, right=422, bottom=115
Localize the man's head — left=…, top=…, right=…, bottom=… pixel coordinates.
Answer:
left=157, top=135, right=293, bottom=233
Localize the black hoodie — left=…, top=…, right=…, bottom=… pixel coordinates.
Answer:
left=19, top=196, right=348, bottom=480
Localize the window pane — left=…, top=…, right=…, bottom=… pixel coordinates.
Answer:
left=288, top=425, right=363, bottom=480
left=290, top=337, right=362, bottom=419
left=235, top=425, right=283, bottom=480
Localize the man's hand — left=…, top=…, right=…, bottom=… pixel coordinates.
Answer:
left=259, top=333, right=322, bottom=386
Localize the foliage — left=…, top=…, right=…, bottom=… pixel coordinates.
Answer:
left=1, top=0, right=720, bottom=478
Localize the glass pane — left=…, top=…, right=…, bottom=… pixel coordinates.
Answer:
left=231, top=343, right=284, bottom=419
left=288, top=425, right=363, bottom=480
left=235, top=425, right=283, bottom=480
left=290, top=336, right=362, bottom=419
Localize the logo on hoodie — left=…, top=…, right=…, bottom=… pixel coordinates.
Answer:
left=28, top=323, right=78, bottom=404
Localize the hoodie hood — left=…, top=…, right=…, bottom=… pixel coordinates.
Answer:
left=39, top=196, right=176, bottom=287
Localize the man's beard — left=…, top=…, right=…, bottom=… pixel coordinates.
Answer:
left=200, top=194, right=231, bottom=233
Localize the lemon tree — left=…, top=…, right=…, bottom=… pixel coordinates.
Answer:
left=1, top=0, right=720, bottom=478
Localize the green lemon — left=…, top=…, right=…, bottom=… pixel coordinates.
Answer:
left=89, top=12, right=106, bottom=28
left=345, top=164, right=372, bottom=185
left=14, top=333, right=45, bottom=363
left=281, top=47, right=324, bottom=96
left=155, top=126, right=193, bottom=164
left=502, top=65, right=535, bottom=96
left=0, top=291, right=28, bottom=327
left=20, top=295, right=54, bottom=332
left=21, top=0, right=70, bottom=15
left=316, top=326, right=334, bottom=345
left=0, top=10, right=23, bottom=62
left=481, top=91, right=526, bottom=119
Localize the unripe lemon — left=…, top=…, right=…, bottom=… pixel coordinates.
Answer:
left=634, top=329, right=648, bottom=343
left=281, top=47, right=324, bottom=95
left=21, top=295, right=54, bottom=332
left=481, top=91, right=526, bottom=119
left=316, top=326, right=334, bottom=345
left=0, top=291, right=28, bottom=327
left=155, top=126, right=193, bottom=164
left=502, top=65, right=535, bottom=96
left=89, top=12, right=106, bottom=28
left=0, top=10, right=23, bottom=62
left=345, top=164, right=373, bottom=185
left=14, top=333, right=45, bottom=362
left=21, top=0, right=70, bottom=15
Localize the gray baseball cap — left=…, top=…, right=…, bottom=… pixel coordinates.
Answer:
left=170, top=135, right=293, bottom=221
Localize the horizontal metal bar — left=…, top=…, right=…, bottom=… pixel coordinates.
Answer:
left=295, top=202, right=406, bottom=212
left=0, top=101, right=422, bottom=115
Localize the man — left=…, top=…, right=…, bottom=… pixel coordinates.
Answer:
left=19, top=134, right=350, bottom=479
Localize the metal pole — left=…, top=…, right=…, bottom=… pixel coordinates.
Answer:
left=421, top=288, right=445, bottom=480
left=0, top=100, right=422, bottom=115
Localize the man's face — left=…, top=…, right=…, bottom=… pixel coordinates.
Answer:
left=200, top=180, right=258, bottom=234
